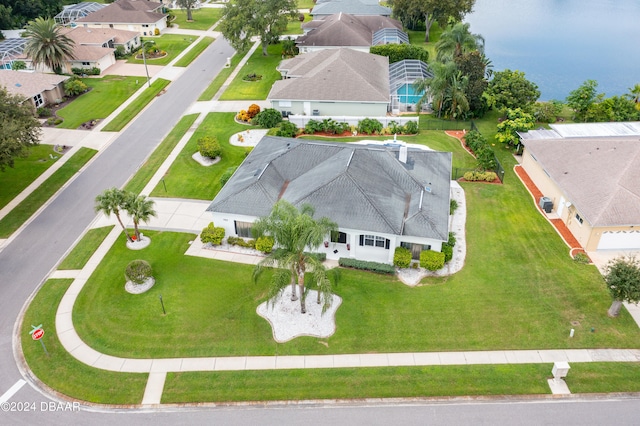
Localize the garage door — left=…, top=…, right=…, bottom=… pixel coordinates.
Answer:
left=597, top=230, right=640, bottom=250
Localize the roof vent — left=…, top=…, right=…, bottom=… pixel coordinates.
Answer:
left=399, top=145, right=407, bottom=163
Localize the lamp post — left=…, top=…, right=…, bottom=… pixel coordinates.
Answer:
left=140, top=40, right=155, bottom=88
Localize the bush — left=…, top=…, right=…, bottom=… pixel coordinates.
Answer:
left=125, top=260, right=153, bottom=285
left=200, top=222, right=225, bottom=245
left=305, top=252, right=326, bottom=262
left=420, top=250, right=445, bottom=271
left=369, top=44, right=429, bottom=64
left=71, top=67, right=100, bottom=76
left=357, top=118, right=383, bottom=135
left=573, top=252, right=590, bottom=264
left=255, top=236, right=275, bottom=253
left=114, top=45, right=126, bottom=59
left=403, top=120, right=419, bottom=134
left=450, top=199, right=458, bottom=215
left=338, top=258, right=395, bottom=274
left=441, top=244, right=453, bottom=263
left=154, top=28, right=160, bottom=36
left=197, top=136, right=221, bottom=158
left=37, top=107, right=52, bottom=118
left=236, top=110, right=251, bottom=122
left=247, top=104, right=261, bottom=118
left=227, top=236, right=256, bottom=248
left=463, top=171, right=497, bottom=182
left=387, top=121, right=403, bottom=134
left=393, top=247, right=412, bottom=268
left=220, top=166, right=237, bottom=187
left=64, top=78, right=88, bottom=96
left=252, top=108, right=282, bottom=128
left=304, top=119, right=323, bottom=134
left=464, top=130, right=486, bottom=152
left=275, top=121, right=299, bottom=137
left=11, top=60, right=26, bottom=70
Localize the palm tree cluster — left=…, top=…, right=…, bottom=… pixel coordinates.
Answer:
left=414, top=22, right=490, bottom=119
left=95, top=188, right=157, bottom=243
left=23, top=17, right=75, bottom=74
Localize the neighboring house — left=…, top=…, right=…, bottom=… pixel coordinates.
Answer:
left=0, top=69, right=69, bottom=110
left=0, top=38, right=27, bottom=70
left=297, top=13, right=406, bottom=53
left=311, top=0, right=392, bottom=19
left=75, top=0, right=168, bottom=36
left=207, top=137, right=452, bottom=264
left=519, top=122, right=640, bottom=251
left=389, top=59, right=432, bottom=113
left=54, top=2, right=107, bottom=26
left=19, top=27, right=140, bottom=74
left=269, top=48, right=390, bottom=117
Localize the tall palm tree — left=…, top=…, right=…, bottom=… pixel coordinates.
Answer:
left=436, top=22, right=484, bottom=62
left=446, top=72, right=470, bottom=119
left=124, top=194, right=157, bottom=241
left=253, top=200, right=338, bottom=314
left=414, top=61, right=458, bottom=118
left=23, top=17, right=75, bottom=74
left=95, top=188, right=133, bottom=243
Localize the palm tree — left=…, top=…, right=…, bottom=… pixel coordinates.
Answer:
left=436, top=22, right=484, bottom=62
left=124, top=194, right=157, bottom=242
left=95, top=188, right=133, bottom=243
left=446, top=72, right=470, bottom=119
left=253, top=200, right=338, bottom=314
left=414, top=61, right=457, bottom=118
left=629, top=84, right=640, bottom=111
left=23, top=17, right=75, bottom=74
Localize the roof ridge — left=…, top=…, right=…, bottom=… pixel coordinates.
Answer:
left=593, top=148, right=640, bottom=223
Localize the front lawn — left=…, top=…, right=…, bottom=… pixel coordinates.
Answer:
left=283, top=13, right=312, bottom=35
left=57, top=226, right=114, bottom=270
left=149, top=112, right=249, bottom=199
left=170, top=8, right=223, bottom=31
left=127, top=35, right=196, bottom=66
left=198, top=52, right=242, bottom=101
left=218, top=43, right=284, bottom=100
left=174, top=37, right=214, bottom=67
left=56, top=76, right=140, bottom=129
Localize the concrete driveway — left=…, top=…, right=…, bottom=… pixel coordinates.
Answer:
left=102, top=60, right=164, bottom=77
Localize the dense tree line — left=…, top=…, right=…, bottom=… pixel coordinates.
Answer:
left=0, top=0, right=62, bottom=30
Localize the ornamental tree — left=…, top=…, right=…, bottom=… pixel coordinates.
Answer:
left=486, top=69, right=540, bottom=112
left=0, top=87, right=41, bottom=171
left=604, top=256, right=640, bottom=317
left=391, top=0, right=475, bottom=42
left=495, top=108, right=535, bottom=147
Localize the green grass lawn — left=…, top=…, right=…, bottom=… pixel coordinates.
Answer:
left=123, top=114, right=199, bottom=194
left=219, top=43, right=284, bottom=100
left=56, top=76, right=140, bottom=129
left=198, top=52, right=243, bottom=101
left=101, top=78, right=171, bottom=132
left=174, top=37, right=215, bottom=67
left=0, top=145, right=60, bottom=210
left=149, top=112, right=249, bottom=199
left=21, top=279, right=147, bottom=404
left=297, top=0, right=315, bottom=9
left=57, top=226, right=114, bottom=270
left=0, top=148, right=97, bottom=238
left=283, top=13, right=312, bottom=35
left=170, top=8, right=223, bottom=31
left=127, top=35, right=196, bottom=66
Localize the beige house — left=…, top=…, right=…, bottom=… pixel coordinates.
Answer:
left=0, top=69, right=69, bottom=109
left=75, top=0, right=167, bottom=36
left=520, top=122, right=640, bottom=251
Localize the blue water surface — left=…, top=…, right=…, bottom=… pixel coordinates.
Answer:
left=465, top=0, right=640, bottom=100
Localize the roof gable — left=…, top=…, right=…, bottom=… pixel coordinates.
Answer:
left=0, top=70, right=68, bottom=99
left=298, top=13, right=402, bottom=48
left=76, top=0, right=166, bottom=24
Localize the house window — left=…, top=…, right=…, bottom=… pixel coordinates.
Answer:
left=33, top=93, right=44, bottom=108
left=109, top=24, right=113, bottom=28
left=142, top=24, right=149, bottom=28
left=81, top=62, right=90, bottom=66
left=235, top=221, right=252, bottom=238
left=575, top=213, right=584, bottom=225
left=359, top=234, right=390, bottom=249
left=279, top=100, right=292, bottom=107
left=330, top=231, right=347, bottom=244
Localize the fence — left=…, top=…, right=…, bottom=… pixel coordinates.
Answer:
left=452, top=154, right=505, bottom=183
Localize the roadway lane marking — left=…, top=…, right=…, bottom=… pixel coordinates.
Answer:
left=0, top=380, right=26, bottom=403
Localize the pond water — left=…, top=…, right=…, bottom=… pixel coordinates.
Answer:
left=465, top=0, right=640, bottom=100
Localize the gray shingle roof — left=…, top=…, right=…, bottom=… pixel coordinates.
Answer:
left=269, top=48, right=389, bottom=103
left=298, top=13, right=402, bottom=48
left=523, top=137, right=640, bottom=226
left=76, top=0, right=166, bottom=24
left=208, top=137, right=452, bottom=240
left=311, top=0, right=392, bottom=16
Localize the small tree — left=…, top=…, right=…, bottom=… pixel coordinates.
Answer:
left=123, top=193, right=157, bottom=241
left=95, top=188, right=133, bottom=242
left=125, top=260, right=153, bottom=285
left=604, top=256, right=640, bottom=317
left=0, top=87, right=41, bottom=171
left=486, top=69, right=540, bottom=112
left=64, top=77, right=88, bottom=96
left=197, top=136, right=221, bottom=158
left=252, top=108, right=282, bottom=128
left=495, top=108, right=535, bottom=148
left=566, top=79, right=600, bottom=122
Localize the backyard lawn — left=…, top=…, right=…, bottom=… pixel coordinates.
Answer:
left=55, top=76, right=140, bottom=129
left=170, top=8, right=223, bottom=31
left=218, top=43, right=284, bottom=100
left=127, top=34, right=196, bottom=66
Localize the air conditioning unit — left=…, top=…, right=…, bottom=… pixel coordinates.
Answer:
left=539, top=196, right=553, bottom=213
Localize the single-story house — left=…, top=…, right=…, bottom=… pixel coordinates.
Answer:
left=311, top=0, right=392, bottom=19
left=207, top=137, right=452, bottom=264
left=0, top=69, right=69, bottom=109
left=297, top=13, right=406, bottom=53
left=268, top=48, right=390, bottom=117
left=519, top=122, right=640, bottom=251
left=75, top=0, right=167, bottom=36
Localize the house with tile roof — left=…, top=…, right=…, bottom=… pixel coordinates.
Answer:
left=0, top=69, right=69, bottom=110
left=297, top=13, right=406, bottom=53
left=519, top=122, right=640, bottom=251
left=207, top=137, right=452, bottom=264
left=311, top=0, right=392, bottom=18
left=75, top=0, right=167, bottom=36
left=268, top=48, right=390, bottom=117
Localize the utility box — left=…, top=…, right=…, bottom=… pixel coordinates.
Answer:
left=552, top=361, right=570, bottom=379
left=539, top=196, right=553, bottom=213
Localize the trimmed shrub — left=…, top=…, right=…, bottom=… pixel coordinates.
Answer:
left=339, top=258, right=395, bottom=274
left=403, top=120, right=419, bottom=134
left=114, top=45, right=126, bottom=59
left=200, top=222, right=225, bottom=245
left=71, top=67, right=100, bottom=76
left=255, top=236, right=274, bottom=253
left=304, top=119, right=323, bottom=134
left=11, top=60, right=26, bottom=71
left=369, top=44, right=429, bottom=64
left=154, top=28, right=160, bottom=36
left=357, top=118, right=383, bottom=135
left=573, top=252, right=590, bottom=264
left=275, top=121, right=298, bottom=137
left=450, top=199, right=458, bottom=215
left=220, top=166, right=237, bottom=187
left=393, top=246, right=412, bottom=268
left=420, top=250, right=445, bottom=271
left=64, top=78, right=88, bottom=96
left=236, top=110, right=251, bottom=122
left=252, top=108, right=282, bottom=128
left=197, top=136, right=221, bottom=158
left=463, top=170, right=497, bottom=182
left=125, top=260, right=153, bottom=285
left=441, top=244, right=453, bottom=263
left=247, top=103, right=261, bottom=118
left=37, top=107, right=52, bottom=118
left=227, top=236, right=256, bottom=248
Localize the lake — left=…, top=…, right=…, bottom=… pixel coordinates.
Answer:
left=464, top=0, right=640, bottom=101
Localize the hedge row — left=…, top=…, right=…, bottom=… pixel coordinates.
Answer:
left=339, top=258, right=395, bottom=274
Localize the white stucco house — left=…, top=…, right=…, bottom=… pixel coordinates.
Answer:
left=207, top=137, right=452, bottom=264
left=75, top=0, right=167, bottom=37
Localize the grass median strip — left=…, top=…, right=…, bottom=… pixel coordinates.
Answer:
left=57, top=226, right=114, bottom=270
left=174, top=37, right=214, bottom=67
left=0, top=148, right=97, bottom=238
left=198, top=52, right=242, bottom=101
left=219, top=43, right=283, bottom=100
left=102, top=78, right=171, bottom=132
left=21, top=279, right=147, bottom=404
left=123, top=113, right=199, bottom=195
